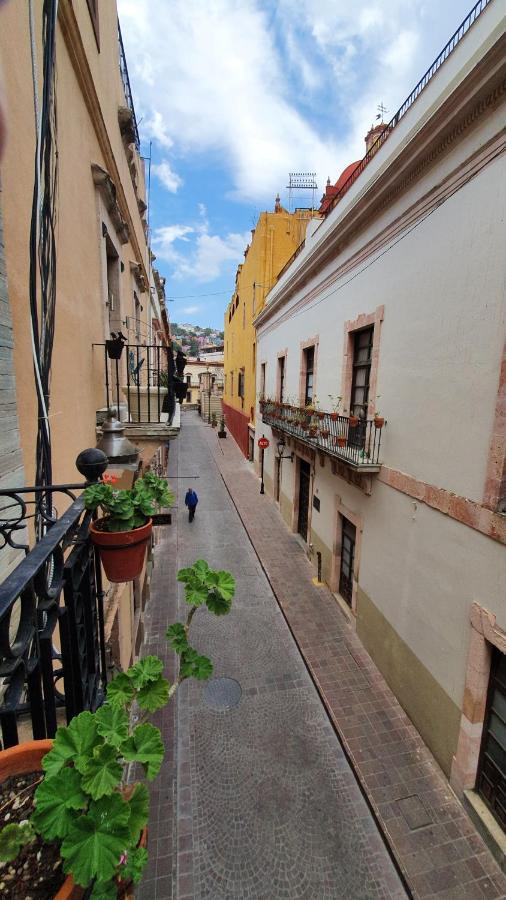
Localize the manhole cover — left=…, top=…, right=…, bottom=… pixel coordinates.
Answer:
left=203, top=677, right=242, bottom=710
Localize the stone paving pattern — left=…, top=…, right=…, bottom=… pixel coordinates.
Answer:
left=202, top=415, right=506, bottom=899
left=140, top=413, right=405, bottom=898
left=139, top=412, right=506, bottom=899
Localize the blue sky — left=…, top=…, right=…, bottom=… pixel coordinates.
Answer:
left=118, top=0, right=474, bottom=330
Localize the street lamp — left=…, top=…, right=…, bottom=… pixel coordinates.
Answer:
left=277, top=438, right=294, bottom=462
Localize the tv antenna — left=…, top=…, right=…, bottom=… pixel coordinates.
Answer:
left=286, top=172, right=318, bottom=212
left=376, top=102, right=388, bottom=123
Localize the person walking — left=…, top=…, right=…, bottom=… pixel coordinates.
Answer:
left=185, top=487, right=198, bottom=522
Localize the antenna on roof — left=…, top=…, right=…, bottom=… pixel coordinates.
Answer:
left=286, top=173, right=318, bottom=213
left=376, top=102, right=388, bottom=122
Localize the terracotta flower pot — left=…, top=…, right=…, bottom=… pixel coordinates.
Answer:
left=309, top=427, right=318, bottom=437
left=90, top=519, right=152, bottom=583
left=349, top=415, right=359, bottom=428
left=320, top=430, right=330, bottom=439
left=335, top=436, right=347, bottom=448
left=374, top=416, right=384, bottom=429
left=316, top=411, right=325, bottom=420
left=330, top=413, right=338, bottom=421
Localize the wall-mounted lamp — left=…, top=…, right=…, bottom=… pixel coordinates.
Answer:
left=277, top=439, right=294, bottom=462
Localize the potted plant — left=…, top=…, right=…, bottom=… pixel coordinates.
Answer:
left=373, top=398, right=384, bottom=428
left=84, top=472, right=174, bottom=584
left=0, top=560, right=235, bottom=900
left=320, top=428, right=330, bottom=439
left=308, top=425, right=318, bottom=438
left=335, top=435, right=347, bottom=448
left=327, top=395, right=342, bottom=421
left=211, top=412, right=217, bottom=428
left=346, top=409, right=359, bottom=428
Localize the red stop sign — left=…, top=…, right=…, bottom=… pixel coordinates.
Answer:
left=258, top=437, right=269, bottom=449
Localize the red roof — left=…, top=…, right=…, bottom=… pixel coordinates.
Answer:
left=319, top=161, right=361, bottom=214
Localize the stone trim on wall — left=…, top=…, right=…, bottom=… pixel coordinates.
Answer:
left=483, top=337, right=506, bottom=513
left=379, top=465, right=506, bottom=545
left=341, top=305, right=384, bottom=415
left=451, top=602, right=506, bottom=797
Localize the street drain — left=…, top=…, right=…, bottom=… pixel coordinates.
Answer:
left=203, top=677, right=242, bottom=710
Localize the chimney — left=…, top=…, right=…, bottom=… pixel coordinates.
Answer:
left=274, top=193, right=281, bottom=213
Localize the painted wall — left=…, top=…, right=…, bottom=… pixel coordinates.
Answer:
left=255, top=9, right=506, bottom=775
left=223, top=203, right=317, bottom=454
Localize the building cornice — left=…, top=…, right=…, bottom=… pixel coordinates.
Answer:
left=255, top=30, right=506, bottom=332
left=58, top=0, right=149, bottom=285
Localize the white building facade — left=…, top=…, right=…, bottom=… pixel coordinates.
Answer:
left=255, top=0, right=505, bottom=838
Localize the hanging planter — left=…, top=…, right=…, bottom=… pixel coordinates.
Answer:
left=349, top=415, right=359, bottom=428
left=90, top=518, right=153, bottom=583
left=330, top=412, right=339, bottom=422
left=335, top=435, right=347, bottom=448
left=84, top=473, right=174, bottom=584
left=309, top=426, right=318, bottom=438
left=320, top=429, right=330, bottom=439
left=374, top=415, right=384, bottom=429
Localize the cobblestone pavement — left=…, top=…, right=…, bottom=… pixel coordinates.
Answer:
left=199, top=415, right=506, bottom=900
left=140, top=412, right=406, bottom=899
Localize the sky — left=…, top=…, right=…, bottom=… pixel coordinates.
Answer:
left=118, top=0, right=475, bottom=330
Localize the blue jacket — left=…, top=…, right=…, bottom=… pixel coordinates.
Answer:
left=185, top=489, right=198, bottom=509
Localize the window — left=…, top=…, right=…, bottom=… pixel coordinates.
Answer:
left=186, top=374, right=191, bottom=386
left=86, top=0, right=100, bottom=49
left=231, top=372, right=234, bottom=395
left=134, top=292, right=141, bottom=341
left=476, top=649, right=506, bottom=830
left=260, top=363, right=266, bottom=399
left=339, top=518, right=356, bottom=606
left=278, top=356, right=285, bottom=403
left=252, top=282, right=256, bottom=316
left=238, top=370, right=245, bottom=399
left=186, top=391, right=191, bottom=402
left=243, top=303, right=246, bottom=329
left=224, top=374, right=227, bottom=394
left=304, top=347, right=314, bottom=406
left=350, top=327, right=373, bottom=419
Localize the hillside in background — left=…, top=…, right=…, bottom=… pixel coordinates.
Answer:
left=171, top=322, right=224, bottom=356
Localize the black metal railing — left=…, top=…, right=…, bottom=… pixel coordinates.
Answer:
left=97, top=342, right=187, bottom=425
left=325, top=0, right=492, bottom=217
left=118, top=20, right=140, bottom=151
left=261, top=402, right=384, bottom=469
left=0, top=452, right=109, bottom=748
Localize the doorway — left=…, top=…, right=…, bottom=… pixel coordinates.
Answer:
left=297, top=459, right=311, bottom=541
left=476, top=648, right=506, bottom=831
left=274, top=458, right=281, bottom=502
left=339, top=517, right=356, bottom=605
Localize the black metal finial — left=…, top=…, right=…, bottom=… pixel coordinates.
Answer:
left=75, top=448, right=109, bottom=483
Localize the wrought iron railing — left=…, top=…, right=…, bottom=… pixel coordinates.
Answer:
left=96, top=341, right=187, bottom=425
left=261, top=402, right=384, bottom=469
left=324, top=0, right=493, bottom=217
left=118, top=20, right=140, bottom=151
left=0, top=451, right=109, bottom=748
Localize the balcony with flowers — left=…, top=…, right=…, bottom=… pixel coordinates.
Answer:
left=260, top=399, right=385, bottom=472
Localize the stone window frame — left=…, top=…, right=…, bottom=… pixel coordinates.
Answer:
left=341, top=306, right=384, bottom=417
left=329, top=497, right=364, bottom=617
left=276, top=349, right=288, bottom=404
left=299, top=337, right=319, bottom=408
left=451, top=603, right=506, bottom=799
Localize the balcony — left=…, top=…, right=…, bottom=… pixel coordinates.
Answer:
left=261, top=401, right=384, bottom=472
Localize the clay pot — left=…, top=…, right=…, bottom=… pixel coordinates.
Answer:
left=335, top=435, right=347, bottom=448
left=320, top=430, right=330, bottom=439
left=374, top=416, right=384, bottom=429
left=330, top=413, right=338, bottom=421
left=348, top=415, right=359, bottom=428
left=316, top=411, right=325, bottom=420
left=90, top=519, right=152, bottom=583
left=309, top=427, right=318, bottom=438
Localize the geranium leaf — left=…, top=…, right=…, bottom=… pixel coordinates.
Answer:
left=184, top=584, right=208, bottom=607
left=121, top=723, right=164, bottom=780
left=192, top=654, right=213, bottom=680
left=95, top=704, right=129, bottom=747
left=128, top=655, right=164, bottom=689
left=106, top=673, right=136, bottom=709
left=61, top=796, right=131, bottom=888
left=42, top=711, right=101, bottom=777
left=90, top=881, right=117, bottom=900
left=214, top=569, right=236, bottom=601
left=165, top=622, right=188, bottom=653
left=81, top=743, right=122, bottom=799
left=32, top=769, right=87, bottom=840
left=121, top=846, right=148, bottom=885
left=0, top=822, right=35, bottom=862
left=126, top=784, right=149, bottom=844
left=179, top=648, right=213, bottom=680
left=205, top=589, right=232, bottom=617
left=137, top=676, right=170, bottom=712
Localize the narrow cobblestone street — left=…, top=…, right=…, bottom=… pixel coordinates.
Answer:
left=140, top=412, right=506, bottom=899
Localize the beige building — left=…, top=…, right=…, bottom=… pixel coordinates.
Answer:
left=255, top=1, right=506, bottom=850
left=181, top=358, right=224, bottom=409
left=0, top=2, right=176, bottom=673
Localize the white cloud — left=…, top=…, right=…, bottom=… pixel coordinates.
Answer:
left=119, top=0, right=474, bottom=200
left=152, top=160, right=183, bottom=193
left=152, top=214, right=250, bottom=283
left=181, top=305, right=201, bottom=315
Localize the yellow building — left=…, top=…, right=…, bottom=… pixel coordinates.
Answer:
left=223, top=198, right=317, bottom=457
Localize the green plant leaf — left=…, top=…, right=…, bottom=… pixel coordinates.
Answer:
left=121, top=846, right=148, bottom=885
left=32, top=768, right=87, bottom=840
left=184, top=584, right=208, bottom=607
left=166, top=622, right=188, bottom=653
left=43, top=711, right=102, bottom=777
left=212, top=569, right=236, bottom=601
left=180, top=648, right=213, bottom=681
left=121, top=723, right=164, bottom=780
left=90, top=881, right=117, bottom=900
left=95, top=704, right=130, bottom=747
left=137, top=675, right=170, bottom=712
left=61, top=794, right=131, bottom=887
left=126, top=784, right=149, bottom=843
left=0, top=822, right=35, bottom=862
left=128, top=655, right=164, bottom=689
left=81, top=743, right=123, bottom=799
left=106, top=673, right=136, bottom=708
left=205, top=589, right=233, bottom=617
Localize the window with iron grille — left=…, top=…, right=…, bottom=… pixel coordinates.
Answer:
left=304, top=347, right=314, bottom=406
left=477, top=649, right=506, bottom=831
left=339, top=517, right=356, bottom=606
